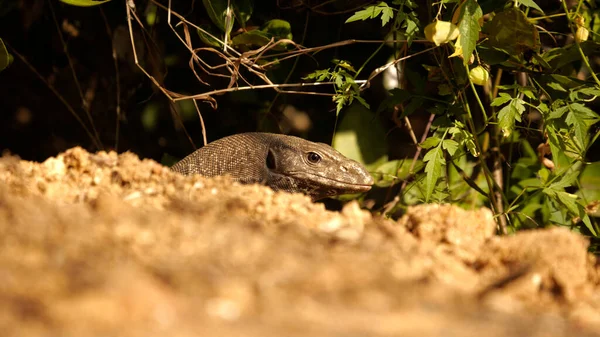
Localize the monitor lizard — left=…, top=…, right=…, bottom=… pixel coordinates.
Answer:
left=170, top=132, right=374, bottom=200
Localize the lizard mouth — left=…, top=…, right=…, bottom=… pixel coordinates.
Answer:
left=287, top=171, right=374, bottom=192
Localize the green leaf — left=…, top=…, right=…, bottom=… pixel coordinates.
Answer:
left=549, top=164, right=581, bottom=190
left=380, top=5, right=394, bottom=26
left=574, top=86, right=600, bottom=99
left=491, top=92, right=512, bottom=106
left=404, top=14, right=419, bottom=44
left=564, top=103, right=600, bottom=148
left=455, top=0, right=483, bottom=64
left=345, top=2, right=393, bottom=27
left=578, top=162, right=600, bottom=209
left=60, top=0, right=111, bottom=6
left=355, top=96, right=370, bottom=110
left=374, top=159, right=424, bottom=187
left=540, top=74, right=586, bottom=93
left=231, top=30, right=271, bottom=48
left=448, top=120, right=479, bottom=157
left=423, top=146, right=445, bottom=202
left=518, top=0, right=544, bottom=13
left=203, top=0, right=232, bottom=34
left=547, top=82, right=567, bottom=92
left=233, top=0, right=253, bottom=28
left=545, top=125, right=575, bottom=169
left=261, top=19, right=293, bottom=40
left=332, top=102, right=388, bottom=170
left=547, top=104, right=569, bottom=119
left=332, top=59, right=357, bottom=73
left=334, top=95, right=348, bottom=115
left=0, top=38, right=12, bottom=72
left=420, top=136, right=441, bottom=149
left=497, top=97, right=526, bottom=137
left=554, top=191, right=594, bottom=234
left=486, top=7, right=540, bottom=54
left=197, top=25, right=224, bottom=48
left=303, top=69, right=330, bottom=81
left=442, top=139, right=459, bottom=156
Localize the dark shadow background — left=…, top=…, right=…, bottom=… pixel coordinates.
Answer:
left=0, top=0, right=426, bottom=163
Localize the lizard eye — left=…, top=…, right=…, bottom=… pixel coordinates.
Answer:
left=307, top=152, right=321, bottom=164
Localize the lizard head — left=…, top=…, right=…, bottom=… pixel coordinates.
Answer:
left=266, top=136, right=374, bottom=200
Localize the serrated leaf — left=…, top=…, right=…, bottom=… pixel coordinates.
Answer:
left=420, top=136, right=441, bottom=149
left=303, top=69, right=330, bottom=81
left=355, top=96, right=370, bottom=109
left=581, top=214, right=596, bottom=236
left=545, top=124, right=576, bottom=169
left=404, top=14, right=419, bottom=44
left=547, top=82, right=567, bottom=92
left=548, top=104, right=569, bottom=119
left=549, top=164, right=581, bottom=190
left=520, top=87, right=536, bottom=100
left=519, top=0, right=544, bottom=13
left=381, top=6, right=394, bottom=26
left=374, top=159, right=424, bottom=187
left=345, top=6, right=377, bottom=23
left=497, top=98, right=525, bottom=137
left=334, top=74, right=343, bottom=88
left=345, top=2, right=393, bottom=27
left=423, top=147, right=445, bottom=202
left=577, top=86, right=600, bottom=97
left=333, top=59, right=357, bottom=73
left=555, top=191, right=580, bottom=216
left=334, top=95, right=347, bottom=115
left=453, top=0, right=482, bottom=64
left=60, top=0, right=111, bottom=6
left=564, top=102, right=600, bottom=148
left=443, top=139, right=459, bottom=156
left=491, top=92, right=512, bottom=106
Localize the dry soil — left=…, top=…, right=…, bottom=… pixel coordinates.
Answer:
left=1, top=147, right=600, bottom=337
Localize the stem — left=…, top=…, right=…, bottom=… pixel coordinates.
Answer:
left=461, top=92, right=506, bottom=234
left=466, top=65, right=489, bottom=125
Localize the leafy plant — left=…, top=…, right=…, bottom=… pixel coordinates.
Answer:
left=328, top=0, right=600, bottom=240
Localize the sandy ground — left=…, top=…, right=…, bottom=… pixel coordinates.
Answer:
left=1, top=147, right=600, bottom=337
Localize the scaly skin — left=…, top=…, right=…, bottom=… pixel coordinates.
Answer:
left=171, top=132, right=374, bottom=200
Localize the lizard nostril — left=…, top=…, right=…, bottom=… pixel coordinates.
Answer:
left=340, top=165, right=348, bottom=172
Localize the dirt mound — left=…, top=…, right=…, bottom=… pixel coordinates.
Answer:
left=1, top=147, right=599, bottom=336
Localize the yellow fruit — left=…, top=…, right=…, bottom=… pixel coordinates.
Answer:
left=424, top=21, right=460, bottom=46
left=469, top=66, right=489, bottom=86
left=576, top=26, right=589, bottom=43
